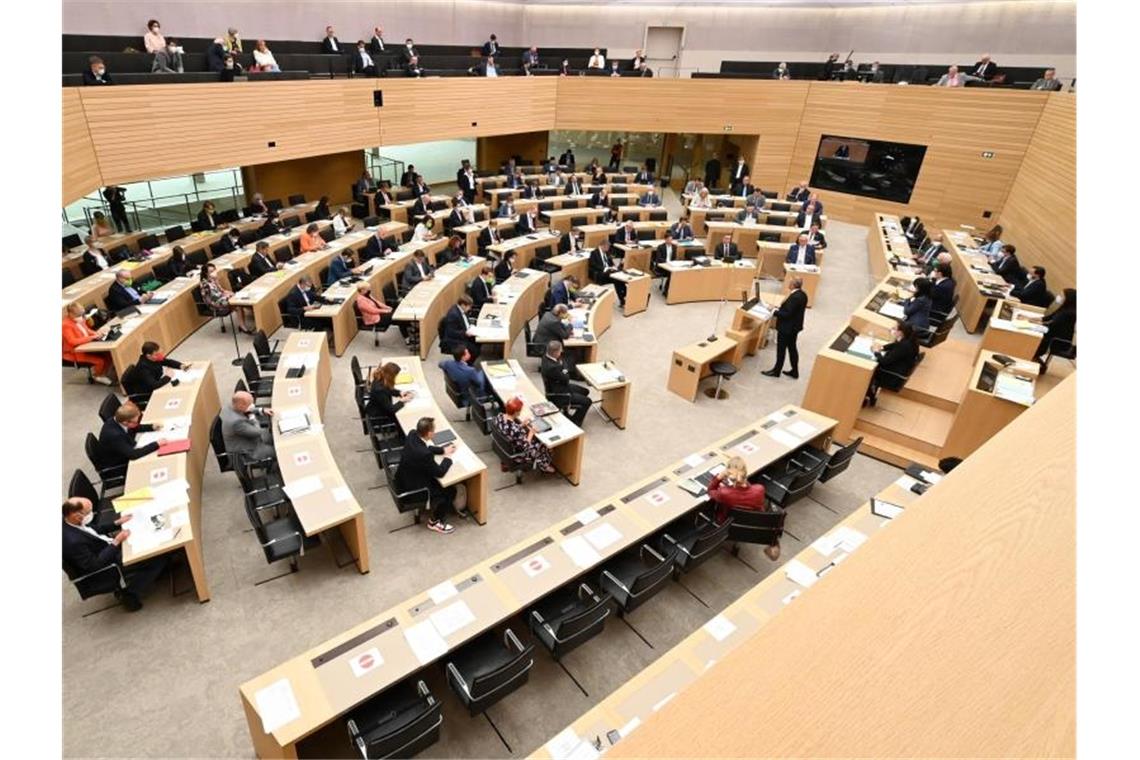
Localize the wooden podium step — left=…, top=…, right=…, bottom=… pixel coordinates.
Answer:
left=854, top=430, right=942, bottom=470
left=856, top=393, right=955, bottom=456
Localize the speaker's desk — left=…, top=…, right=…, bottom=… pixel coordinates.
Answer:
left=667, top=333, right=745, bottom=402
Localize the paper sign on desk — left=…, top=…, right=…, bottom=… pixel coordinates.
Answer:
left=332, top=486, right=352, bottom=503
left=429, top=600, right=476, bottom=638
left=287, top=386, right=302, bottom=397
left=293, top=451, right=312, bottom=466
left=644, top=489, right=669, bottom=507
left=834, top=526, right=867, bottom=552
left=348, top=648, right=384, bottom=678
left=784, top=559, right=819, bottom=588
left=585, top=523, right=622, bottom=552
left=163, top=397, right=182, bottom=410
left=149, top=467, right=169, bottom=485
left=576, top=508, right=600, bottom=525
left=736, top=440, right=758, bottom=455
left=254, top=678, right=301, bottom=734
left=769, top=428, right=802, bottom=448
left=562, top=535, right=602, bottom=568
left=704, top=614, right=737, bottom=642
left=404, top=620, right=448, bottom=665
left=786, top=420, right=818, bottom=439
left=522, top=555, right=551, bottom=577
left=428, top=581, right=458, bottom=605
left=811, top=532, right=845, bottom=557
left=283, top=475, right=321, bottom=501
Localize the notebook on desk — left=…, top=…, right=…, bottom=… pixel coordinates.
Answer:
left=530, top=402, right=559, bottom=417
left=286, top=365, right=306, bottom=379
left=432, top=429, right=457, bottom=446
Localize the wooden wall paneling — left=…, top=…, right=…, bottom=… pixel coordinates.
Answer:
left=786, top=83, right=1048, bottom=232
left=62, top=88, right=102, bottom=205
left=79, top=80, right=383, bottom=185
left=241, top=151, right=364, bottom=211
left=378, top=77, right=558, bottom=147
left=476, top=131, right=551, bottom=171
left=998, top=93, right=1076, bottom=291
left=553, top=79, right=810, bottom=194
left=609, top=375, right=1076, bottom=759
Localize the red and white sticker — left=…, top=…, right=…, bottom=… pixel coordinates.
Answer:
left=736, top=441, right=758, bottom=455
left=149, top=467, right=169, bottom=484
left=522, top=554, right=551, bottom=577
left=293, top=452, right=311, bottom=466
left=348, top=647, right=384, bottom=677
left=645, top=489, right=669, bottom=506
left=164, top=397, right=182, bottom=410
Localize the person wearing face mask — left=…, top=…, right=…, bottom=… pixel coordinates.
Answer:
left=496, top=199, right=517, bottom=220
left=283, top=275, right=328, bottom=329
left=534, top=303, right=574, bottom=352
left=197, top=200, right=219, bottom=231
left=106, top=270, right=154, bottom=312
left=325, top=247, right=362, bottom=286
left=469, top=265, right=495, bottom=312
left=588, top=48, right=605, bottom=69
left=865, top=323, right=920, bottom=407
left=253, top=39, right=279, bottom=72
left=1011, top=265, right=1052, bottom=308
left=331, top=207, right=353, bottom=237
left=221, top=391, right=276, bottom=464
left=80, top=235, right=110, bottom=275
left=609, top=61, right=621, bottom=78
left=354, top=281, right=396, bottom=333
left=402, top=38, right=419, bottom=64
left=99, top=402, right=168, bottom=472
left=1033, top=288, right=1076, bottom=365
left=353, top=40, right=378, bottom=77
left=494, top=251, right=517, bottom=283
left=144, top=19, right=184, bottom=73
left=124, top=341, right=188, bottom=403
left=200, top=262, right=254, bottom=333
left=83, top=56, right=113, bottom=85
left=224, top=27, right=243, bottom=55
left=62, top=302, right=114, bottom=385
left=299, top=223, right=328, bottom=253
left=707, top=457, right=777, bottom=556
left=62, top=497, right=168, bottom=612
left=550, top=275, right=581, bottom=308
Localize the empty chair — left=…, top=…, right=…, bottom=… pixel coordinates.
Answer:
left=217, top=209, right=239, bottom=224
left=599, top=543, right=677, bottom=618
left=252, top=330, right=281, bottom=371
left=445, top=628, right=534, bottom=729
left=244, top=498, right=319, bottom=585
left=287, top=193, right=305, bottom=206
left=107, top=245, right=131, bottom=263
left=282, top=215, right=301, bottom=230
left=758, top=456, right=828, bottom=510
left=152, top=261, right=174, bottom=282
left=467, top=385, right=499, bottom=442
left=362, top=214, right=381, bottom=228
left=84, top=432, right=126, bottom=497
left=791, top=436, right=863, bottom=485
left=346, top=678, right=442, bottom=760
left=319, top=226, right=335, bottom=243
left=97, top=392, right=122, bottom=423
left=186, top=249, right=209, bottom=269
left=266, top=198, right=284, bottom=212
left=137, top=234, right=160, bottom=250
left=570, top=215, right=587, bottom=227
left=62, top=269, right=75, bottom=287
left=918, top=309, right=958, bottom=348
left=658, top=511, right=732, bottom=576
left=242, top=353, right=275, bottom=401
left=648, top=209, right=668, bottom=221
left=164, top=225, right=186, bottom=243
left=528, top=582, right=612, bottom=663
left=759, top=232, right=781, bottom=242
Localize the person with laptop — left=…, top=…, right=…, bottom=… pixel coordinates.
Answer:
left=706, top=456, right=778, bottom=560
left=494, top=397, right=557, bottom=473
left=395, top=417, right=459, bottom=535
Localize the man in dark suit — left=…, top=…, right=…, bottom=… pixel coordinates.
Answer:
left=441, top=295, right=480, bottom=360
left=517, top=208, right=540, bottom=235
left=400, top=165, right=417, bottom=188
left=369, top=26, right=386, bottom=55
left=320, top=26, right=342, bottom=54
left=62, top=497, right=168, bottom=611
left=470, top=266, right=495, bottom=312
left=992, top=244, right=1023, bottom=285
left=733, top=175, right=756, bottom=198
left=796, top=204, right=823, bottom=230
left=806, top=223, right=827, bottom=250
left=352, top=41, right=378, bottom=76
left=565, top=175, right=584, bottom=196
left=394, top=417, right=459, bottom=534
left=482, top=34, right=500, bottom=58
left=639, top=188, right=661, bottom=206
left=457, top=160, right=477, bottom=204
left=534, top=304, right=573, bottom=350
left=520, top=182, right=540, bottom=200
left=283, top=276, right=326, bottom=328
left=551, top=275, right=580, bottom=307
left=762, top=278, right=808, bottom=379
left=588, top=239, right=627, bottom=307
left=103, top=185, right=130, bottom=231
left=99, top=402, right=163, bottom=472
left=401, top=39, right=419, bottom=64
left=402, top=251, right=433, bottom=290
left=714, top=234, right=741, bottom=263
left=930, top=263, right=956, bottom=317
left=972, top=55, right=997, bottom=81
left=410, top=192, right=433, bottom=223
left=704, top=154, right=722, bottom=190
left=362, top=229, right=396, bottom=261
left=106, top=271, right=153, bottom=312
left=405, top=54, right=424, bottom=77
left=786, top=233, right=817, bottom=266
left=83, top=56, right=114, bottom=86
left=735, top=204, right=762, bottom=225
left=247, top=241, right=278, bottom=278
left=541, top=340, right=591, bottom=426
left=80, top=236, right=111, bottom=275
left=634, top=166, right=653, bottom=184
left=652, top=233, right=680, bottom=295
left=786, top=180, right=810, bottom=203
left=612, top=220, right=640, bottom=248
left=558, top=230, right=586, bottom=255
left=669, top=218, right=695, bottom=241
left=729, top=157, right=750, bottom=192
left=479, top=223, right=504, bottom=253
left=123, top=341, right=187, bottom=403
left=257, top=211, right=282, bottom=239
left=1011, top=265, right=1051, bottom=308
left=206, top=38, right=229, bottom=71
left=1030, top=68, right=1063, bottom=91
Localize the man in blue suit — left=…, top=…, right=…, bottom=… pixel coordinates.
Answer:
left=551, top=275, right=581, bottom=307
left=786, top=233, right=816, bottom=266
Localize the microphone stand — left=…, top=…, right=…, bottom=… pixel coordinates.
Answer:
left=707, top=253, right=734, bottom=341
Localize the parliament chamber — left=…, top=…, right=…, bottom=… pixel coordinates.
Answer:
left=49, top=1, right=1086, bottom=758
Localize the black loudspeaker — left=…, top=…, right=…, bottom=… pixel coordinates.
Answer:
left=373, top=90, right=384, bottom=107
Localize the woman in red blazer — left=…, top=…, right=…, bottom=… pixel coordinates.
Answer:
left=62, top=303, right=113, bottom=384
left=707, top=456, right=778, bottom=560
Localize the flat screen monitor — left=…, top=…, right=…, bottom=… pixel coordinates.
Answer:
left=810, top=135, right=928, bottom=204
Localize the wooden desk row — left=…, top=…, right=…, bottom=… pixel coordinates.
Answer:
left=681, top=192, right=804, bottom=212
left=942, top=228, right=1015, bottom=333
left=392, top=256, right=488, bottom=360
left=688, top=207, right=825, bottom=238
left=238, top=404, right=837, bottom=759
left=272, top=333, right=370, bottom=573
left=531, top=474, right=924, bottom=760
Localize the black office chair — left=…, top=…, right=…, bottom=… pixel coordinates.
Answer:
left=67, top=468, right=118, bottom=533
left=62, top=269, right=76, bottom=287
left=234, top=452, right=290, bottom=523
left=490, top=421, right=529, bottom=490
left=353, top=302, right=389, bottom=347
left=107, top=245, right=131, bottom=263
left=599, top=543, right=677, bottom=646
left=363, top=214, right=382, bottom=228
left=278, top=297, right=302, bottom=330
left=282, top=216, right=301, bottom=230
left=119, top=364, right=151, bottom=409
left=725, top=507, right=787, bottom=567
left=758, top=456, right=828, bottom=513
left=443, top=372, right=472, bottom=421
left=252, top=330, right=281, bottom=371
left=186, top=249, right=209, bottom=269
left=445, top=628, right=534, bottom=752
left=466, top=385, right=499, bottom=445
left=164, top=225, right=187, bottom=243
left=97, top=392, right=122, bottom=423
left=528, top=582, right=611, bottom=695
left=759, top=232, right=782, bottom=243
left=190, top=220, right=206, bottom=233
left=346, top=678, right=442, bottom=760
left=137, top=234, right=160, bottom=251
left=930, top=293, right=959, bottom=327
left=386, top=453, right=432, bottom=531
left=152, top=261, right=174, bottom=282
left=1040, top=336, right=1077, bottom=369
left=242, top=354, right=275, bottom=401
left=648, top=209, right=668, bottom=222
left=288, top=194, right=306, bottom=206
left=319, top=226, right=335, bottom=243
left=657, top=512, right=732, bottom=606
left=533, top=244, right=559, bottom=274
left=570, top=215, right=587, bottom=227
left=244, top=498, right=319, bottom=586
left=521, top=320, right=546, bottom=359
left=63, top=556, right=128, bottom=617
left=792, top=436, right=863, bottom=486
left=918, top=310, right=958, bottom=348
left=208, top=415, right=233, bottom=474
left=266, top=199, right=284, bottom=212
left=83, top=433, right=128, bottom=499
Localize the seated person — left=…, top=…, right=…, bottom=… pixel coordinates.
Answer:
left=282, top=275, right=327, bottom=329
left=365, top=362, right=412, bottom=429
left=517, top=208, right=541, bottom=235
left=99, top=402, right=164, bottom=472
left=715, top=233, right=742, bottom=263
left=220, top=390, right=275, bottom=463
left=168, top=246, right=191, bottom=278
left=257, top=210, right=282, bottom=238
left=689, top=187, right=713, bottom=209
left=706, top=456, right=779, bottom=560
left=652, top=233, right=681, bottom=296
left=639, top=188, right=661, bottom=206
left=353, top=40, right=378, bottom=76
left=354, top=281, right=400, bottom=338
left=441, top=294, right=481, bottom=361
left=805, top=222, right=827, bottom=250
left=786, top=180, right=811, bottom=203
left=124, top=341, right=187, bottom=402
left=534, top=303, right=573, bottom=349
left=588, top=239, right=627, bottom=307
left=735, top=204, right=761, bottom=225
left=634, top=165, right=653, bottom=184
left=796, top=202, right=823, bottom=230
left=62, top=497, right=168, bottom=612
left=612, top=220, right=640, bottom=248
left=470, top=265, right=495, bottom=310
left=402, top=250, right=434, bottom=290
left=248, top=193, right=270, bottom=216
left=494, top=396, right=557, bottom=473
left=106, top=271, right=153, bottom=312
left=1011, top=265, right=1051, bottom=308
left=903, top=277, right=933, bottom=330
left=331, top=207, right=352, bottom=237
left=590, top=188, right=610, bottom=209
left=540, top=340, right=591, bottom=427
left=521, top=181, right=541, bottom=200
left=299, top=223, right=328, bottom=253
left=81, top=236, right=110, bottom=275
left=494, top=251, right=517, bottom=282
left=496, top=199, right=517, bottom=219
left=559, top=229, right=587, bottom=255
left=785, top=233, right=815, bottom=266
left=1033, top=288, right=1076, bottom=364
left=669, top=217, right=695, bottom=241
left=550, top=275, right=581, bottom=307
left=930, top=263, right=955, bottom=317
left=865, top=323, right=920, bottom=406
left=394, top=417, right=458, bottom=535
left=200, top=262, right=253, bottom=333
left=362, top=229, right=397, bottom=260
left=405, top=54, right=424, bottom=77
left=62, top=302, right=114, bottom=385
left=213, top=227, right=243, bottom=255
left=247, top=241, right=279, bottom=278
left=197, top=201, right=220, bottom=231
left=439, top=346, right=487, bottom=395
left=325, top=249, right=361, bottom=286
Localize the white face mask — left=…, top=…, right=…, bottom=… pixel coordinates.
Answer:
left=1055, top=294, right=1064, bottom=305
left=81, top=511, right=94, bottom=526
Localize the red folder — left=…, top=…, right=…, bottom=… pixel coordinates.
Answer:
left=157, top=439, right=192, bottom=456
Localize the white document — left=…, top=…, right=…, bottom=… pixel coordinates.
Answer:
left=786, top=420, right=818, bottom=439
left=683, top=454, right=705, bottom=468
left=811, top=532, right=845, bottom=557
left=162, top=415, right=192, bottom=433
left=576, top=508, right=600, bottom=525
left=254, top=678, right=301, bottom=734
left=764, top=411, right=786, bottom=425
left=282, top=475, right=322, bottom=501
left=172, top=368, right=205, bottom=384
left=427, top=581, right=458, bottom=605
left=895, top=474, right=920, bottom=491
left=332, top=486, right=352, bottom=503
left=834, top=526, right=868, bottom=552
left=404, top=620, right=448, bottom=664
left=561, top=535, right=602, bottom=568
left=546, top=728, right=582, bottom=760
left=135, top=431, right=162, bottom=448
left=348, top=647, right=384, bottom=678
left=703, top=614, right=737, bottom=642
left=879, top=301, right=906, bottom=320
left=429, top=600, right=476, bottom=638
left=170, top=509, right=190, bottom=528
left=565, top=741, right=600, bottom=760
left=782, top=589, right=802, bottom=605
left=584, top=523, right=622, bottom=552
left=920, top=470, right=943, bottom=484
left=784, top=559, right=819, bottom=588
left=619, top=716, right=642, bottom=738
left=453, top=448, right=482, bottom=471
left=769, top=428, right=801, bottom=448
left=848, top=335, right=876, bottom=360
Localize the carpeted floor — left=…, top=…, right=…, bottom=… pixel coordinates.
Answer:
left=60, top=191, right=977, bottom=758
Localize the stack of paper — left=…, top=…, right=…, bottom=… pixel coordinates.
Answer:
left=786, top=420, right=818, bottom=439
left=283, top=475, right=322, bottom=501
left=879, top=301, right=906, bottom=320
left=584, top=523, right=622, bottom=552
left=993, top=372, right=1035, bottom=405
left=404, top=620, right=448, bottom=664
left=847, top=335, right=876, bottom=360
left=429, top=600, right=476, bottom=638
left=784, top=559, right=819, bottom=588
left=768, top=428, right=801, bottom=448
left=254, top=679, right=301, bottom=733
left=833, top=526, right=867, bottom=552
left=561, top=535, right=602, bottom=568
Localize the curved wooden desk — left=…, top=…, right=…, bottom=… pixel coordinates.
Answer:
left=391, top=256, right=487, bottom=360
left=564, top=284, right=615, bottom=363
left=941, top=228, right=1015, bottom=333
left=488, top=230, right=562, bottom=270
left=474, top=268, right=551, bottom=358
left=270, top=332, right=369, bottom=573
left=658, top=260, right=758, bottom=305
left=116, top=361, right=220, bottom=602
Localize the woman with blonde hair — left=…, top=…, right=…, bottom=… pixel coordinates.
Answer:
left=706, top=456, right=779, bottom=560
